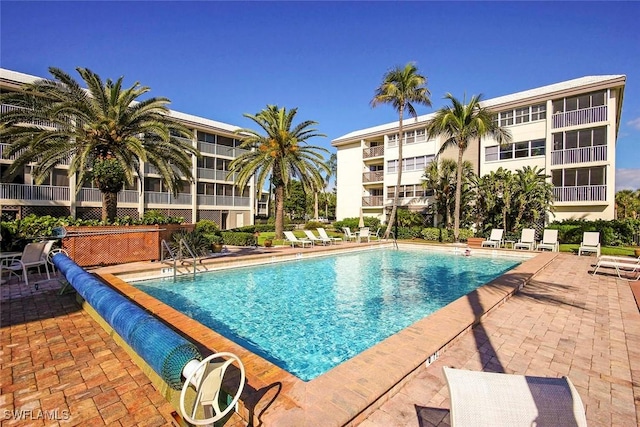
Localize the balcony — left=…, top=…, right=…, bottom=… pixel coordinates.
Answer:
left=552, top=105, right=607, bottom=129
left=144, top=191, right=192, bottom=205
left=197, top=168, right=237, bottom=181
left=363, top=145, right=384, bottom=159
left=553, top=185, right=606, bottom=202
left=362, top=196, right=384, bottom=207
left=197, top=195, right=250, bottom=207
left=1, top=183, right=70, bottom=201
left=78, top=188, right=139, bottom=204
left=363, top=171, right=384, bottom=183
left=0, top=103, right=62, bottom=129
left=197, top=141, right=245, bottom=158
left=551, top=146, right=607, bottom=166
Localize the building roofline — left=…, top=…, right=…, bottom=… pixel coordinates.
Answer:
left=332, top=74, right=626, bottom=146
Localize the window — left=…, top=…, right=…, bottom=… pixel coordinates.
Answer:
left=403, top=157, right=415, bottom=171
left=197, top=156, right=216, bottom=169
left=197, top=131, right=216, bottom=143
left=144, top=177, right=162, bottom=192
left=515, top=107, right=530, bottom=124
left=500, top=110, right=514, bottom=126
left=556, top=91, right=606, bottom=112
left=485, top=139, right=545, bottom=162
left=387, top=159, right=397, bottom=173
left=485, top=146, right=499, bottom=161
left=387, top=155, right=433, bottom=173
left=554, top=167, right=606, bottom=187
left=388, top=134, right=398, bottom=147
left=531, top=104, right=546, bottom=121
left=553, top=127, right=607, bottom=151
left=197, top=182, right=215, bottom=195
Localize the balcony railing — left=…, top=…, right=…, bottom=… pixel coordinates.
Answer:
left=362, top=196, right=384, bottom=207
left=1, top=183, right=70, bottom=201
left=144, top=191, right=192, bottom=205
left=197, top=168, right=237, bottom=181
left=0, top=103, right=62, bottom=128
left=553, top=185, right=606, bottom=202
left=551, top=145, right=607, bottom=165
left=77, top=188, right=139, bottom=204
left=363, top=145, right=384, bottom=159
left=552, top=105, right=607, bottom=129
left=363, top=171, right=384, bottom=183
left=197, top=141, right=242, bottom=157
left=197, top=195, right=250, bottom=207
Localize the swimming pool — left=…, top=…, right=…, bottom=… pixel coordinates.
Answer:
left=134, top=248, right=521, bottom=381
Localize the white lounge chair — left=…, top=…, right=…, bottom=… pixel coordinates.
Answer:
left=591, top=255, right=639, bottom=280
left=283, top=231, right=312, bottom=248
left=443, top=367, right=587, bottom=427
left=317, top=228, right=342, bottom=244
left=514, top=228, right=536, bottom=250
left=1, top=241, right=51, bottom=288
left=537, top=229, right=559, bottom=252
left=303, top=229, right=331, bottom=245
left=481, top=229, right=504, bottom=248
left=578, top=232, right=601, bottom=257
left=358, top=227, right=371, bottom=243
left=342, top=227, right=358, bottom=242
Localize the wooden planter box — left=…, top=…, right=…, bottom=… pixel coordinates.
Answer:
left=62, top=224, right=193, bottom=267
left=466, top=237, right=485, bottom=248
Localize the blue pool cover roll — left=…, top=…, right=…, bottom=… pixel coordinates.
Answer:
left=53, top=253, right=201, bottom=389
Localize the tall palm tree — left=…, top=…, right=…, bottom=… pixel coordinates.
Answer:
left=229, top=105, right=329, bottom=239
left=371, top=62, right=431, bottom=239
left=0, top=67, right=198, bottom=222
left=318, top=152, right=337, bottom=220
left=426, top=94, right=511, bottom=241
left=422, top=158, right=474, bottom=228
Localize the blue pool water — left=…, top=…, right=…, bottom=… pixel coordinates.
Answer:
left=134, top=248, right=521, bottom=380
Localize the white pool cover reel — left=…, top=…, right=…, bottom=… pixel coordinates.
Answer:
left=179, top=352, right=246, bottom=425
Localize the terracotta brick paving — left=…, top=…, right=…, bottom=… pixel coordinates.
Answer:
left=359, top=253, right=640, bottom=427
left=0, top=279, right=177, bottom=426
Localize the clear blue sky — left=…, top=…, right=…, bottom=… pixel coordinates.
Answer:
left=2, top=1, right=639, bottom=190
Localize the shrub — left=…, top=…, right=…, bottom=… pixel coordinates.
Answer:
left=458, top=229, right=475, bottom=242
left=421, top=227, right=440, bottom=241
left=221, top=231, right=255, bottom=246
left=195, top=219, right=219, bottom=234
left=304, top=221, right=324, bottom=230
left=333, top=216, right=380, bottom=230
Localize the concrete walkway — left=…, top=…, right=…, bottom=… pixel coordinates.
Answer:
left=1, top=251, right=639, bottom=426
left=359, top=253, right=640, bottom=426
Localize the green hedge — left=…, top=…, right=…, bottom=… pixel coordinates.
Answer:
left=220, top=231, right=256, bottom=246
left=421, top=228, right=474, bottom=242
left=332, top=216, right=381, bottom=230
left=547, top=219, right=640, bottom=246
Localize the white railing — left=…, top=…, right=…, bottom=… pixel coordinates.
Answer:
left=363, top=171, right=384, bottom=183
left=551, top=145, right=607, bottom=165
left=363, top=145, right=384, bottom=158
left=0, top=183, right=70, bottom=201
left=553, top=185, right=607, bottom=202
left=197, top=168, right=236, bottom=181
left=0, top=103, right=62, bottom=128
left=77, top=188, right=140, bottom=203
left=362, top=196, right=384, bottom=207
left=144, top=191, right=192, bottom=205
left=197, top=142, right=237, bottom=157
left=552, top=105, right=607, bottom=128
left=0, top=143, right=27, bottom=161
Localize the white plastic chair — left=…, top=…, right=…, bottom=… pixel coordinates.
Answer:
left=2, top=242, right=51, bottom=288
left=481, top=229, right=504, bottom=248
left=317, top=228, right=342, bottom=244
left=514, top=229, right=536, bottom=250
left=303, top=230, right=331, bottom=245
left=342, top=227, right=358, bottom=242
left=283, top=231, right=312, bottom=248
left=591, top=256, right=639, bottom=280
left=537, top=229, right=559, bottom=252
left=358, top=227, right=371, bottom=243
left=578, top=232, right=600, bottom=257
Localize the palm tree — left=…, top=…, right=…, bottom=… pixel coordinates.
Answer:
left=426, top=94, right=511, bottom=241
left=513, top=166, right=554, bottom=229
left=371, top=62, right=431, bottom=239
left=0, top=67, right=198, bottom=222
left=229, top=105, right=329, bottom=239
left=319, top=153, right=337, bottom=220
left=615, top=189, right=640, bottom=219
left=423, top=159, right=475, bottom=228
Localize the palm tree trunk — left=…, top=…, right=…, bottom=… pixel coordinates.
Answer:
left=384, top=110, right=404, bottom=240
left=453, top=146, right=463, bottom=242
left=274, top=184, right=285, bottom=239
left=102, top=191, right=118, bottom=223
left=314, top=192, right=319, bottom=220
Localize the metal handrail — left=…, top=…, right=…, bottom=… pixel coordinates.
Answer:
left=161, top=239, right=177, bottom=282
left=179, top=239, right=198, bottom=280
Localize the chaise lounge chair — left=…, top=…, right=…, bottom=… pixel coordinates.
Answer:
left=481, top=229, right=504, bottom=248
left=443, top=367, right=587, bottom=427
left=358, top=227, right=371, bottom=243
left=514, top=228, right=536, bottom=250
left=317, top=228, right=342, bottom=244
left=342, top=227, right=359, bottom=242
left=537, top=229, right=559, bottom=252
left=578, top=232, right=601, bottom=257
left=283, top=231, right=313, bottom=248
left=591, top=255, right=639, bottom=280
left=303, top=229, right=331, bottom=245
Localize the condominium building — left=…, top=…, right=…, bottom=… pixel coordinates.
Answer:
left=332, top=75, right=626, bottom=224
left=0, top=68, right=254, bottom=228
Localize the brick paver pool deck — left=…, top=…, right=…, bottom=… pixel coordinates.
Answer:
left=1, top=245, right=639, bottom=426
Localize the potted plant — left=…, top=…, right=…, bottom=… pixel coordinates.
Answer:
left=263, top=238, right=273, bottom=248
left=206, top=233, right=224, bottom=253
